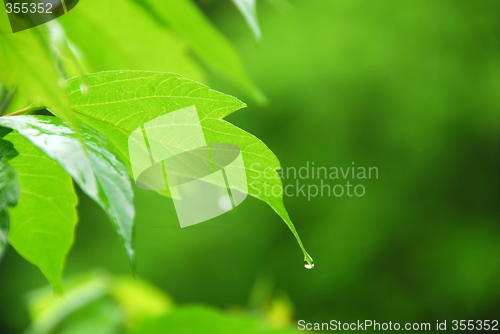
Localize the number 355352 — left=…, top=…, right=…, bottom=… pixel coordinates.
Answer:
left=5, top=3, right=53, bottom=14
left=452, top=320, right=498, bottom=331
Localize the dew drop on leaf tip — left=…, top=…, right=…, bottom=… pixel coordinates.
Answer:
left=304, top=258, right=314, bottom=269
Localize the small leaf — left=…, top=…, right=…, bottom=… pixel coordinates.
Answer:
left=232, top=0, right=261, bottom=40
left=64, top=71, right=311, bottom=264
left=0, top=116, right=136, bottom=270
left=5, top=132, right=78, bottom=291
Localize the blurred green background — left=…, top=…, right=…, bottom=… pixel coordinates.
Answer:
left=1, top=0, right=499, bottom=332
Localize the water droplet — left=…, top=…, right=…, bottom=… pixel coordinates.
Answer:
left=304, top=254, right=314, bottom=269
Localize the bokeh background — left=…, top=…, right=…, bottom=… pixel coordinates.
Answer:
left=1, top=0, right=499, bottom=332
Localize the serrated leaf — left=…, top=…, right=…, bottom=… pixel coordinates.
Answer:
left=64, top=71, right=311, bottom=265
left=0, top=116, right=136, bottom=270
left=0, top=12, right=75, bottom=126
left=5, top=132, right=78, bottom=291
left=0, top=130, right=19, bottom=259
left=232, top=0, right=261, bottom=40
left=142, top=0, right=265, bottom=103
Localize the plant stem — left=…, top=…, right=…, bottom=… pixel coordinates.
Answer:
left=3, top=105, right=44, bottom=117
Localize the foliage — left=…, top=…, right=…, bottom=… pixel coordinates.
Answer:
left=2, top=0, right=499, bottom=334
left=0, top=116, right=135, bottom=273
left=25, top=271, right=298, bottom=334
left=0, top=0, right=310, bottom=293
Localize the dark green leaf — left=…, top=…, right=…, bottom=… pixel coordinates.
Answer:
left=0, top=126, right=11, bottom=138
left=0, top=133, right=17, bottom=161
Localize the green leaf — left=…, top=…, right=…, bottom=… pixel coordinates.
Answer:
left=0, top=116, right=136, bottom=270
left=0, top=129, right=19, bottom=259
left=26, top=271, right=172, bottom=333
left=141, top=0, right=265, bottom=103
left=59, top=0, right=204, bottom=82
left=5, top=132, right=78, bottom=291
left=54, top=298, right=123, bottom=334
left=0, top=128, right=18, bottom=160
left=64, top=71, right=311, bottom=266
left=232, top=0, right=261, bottom=40
left=27, top=272, right=116, bottom=334
left=111, top=276, right=174, bottom=328
left=126, top=306, right=299, bottom=334
left=0, top=12, right=75, bottom=125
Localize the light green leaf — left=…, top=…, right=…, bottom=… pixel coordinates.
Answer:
left=111, top=276, right=174, bottom=328
left=0, top=129, right=19, bottom=259
left=64, top=71, right=311, bottom=266
left=126, top=306, right=299, bottom=334
left=5, top=132, right=78, bottom=291
left=27, top=272, right=115, bottom=334
left=26, top=271, right=172, bottom=334
left=0, top=116, right=136, bottom=270
left=59, top=0, right=204, bottom=82
left=0, top=12, right=74, bottom=125
left=232, top=0, right=261, bottom=40
left=141, top=0, right=265, bottom=103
